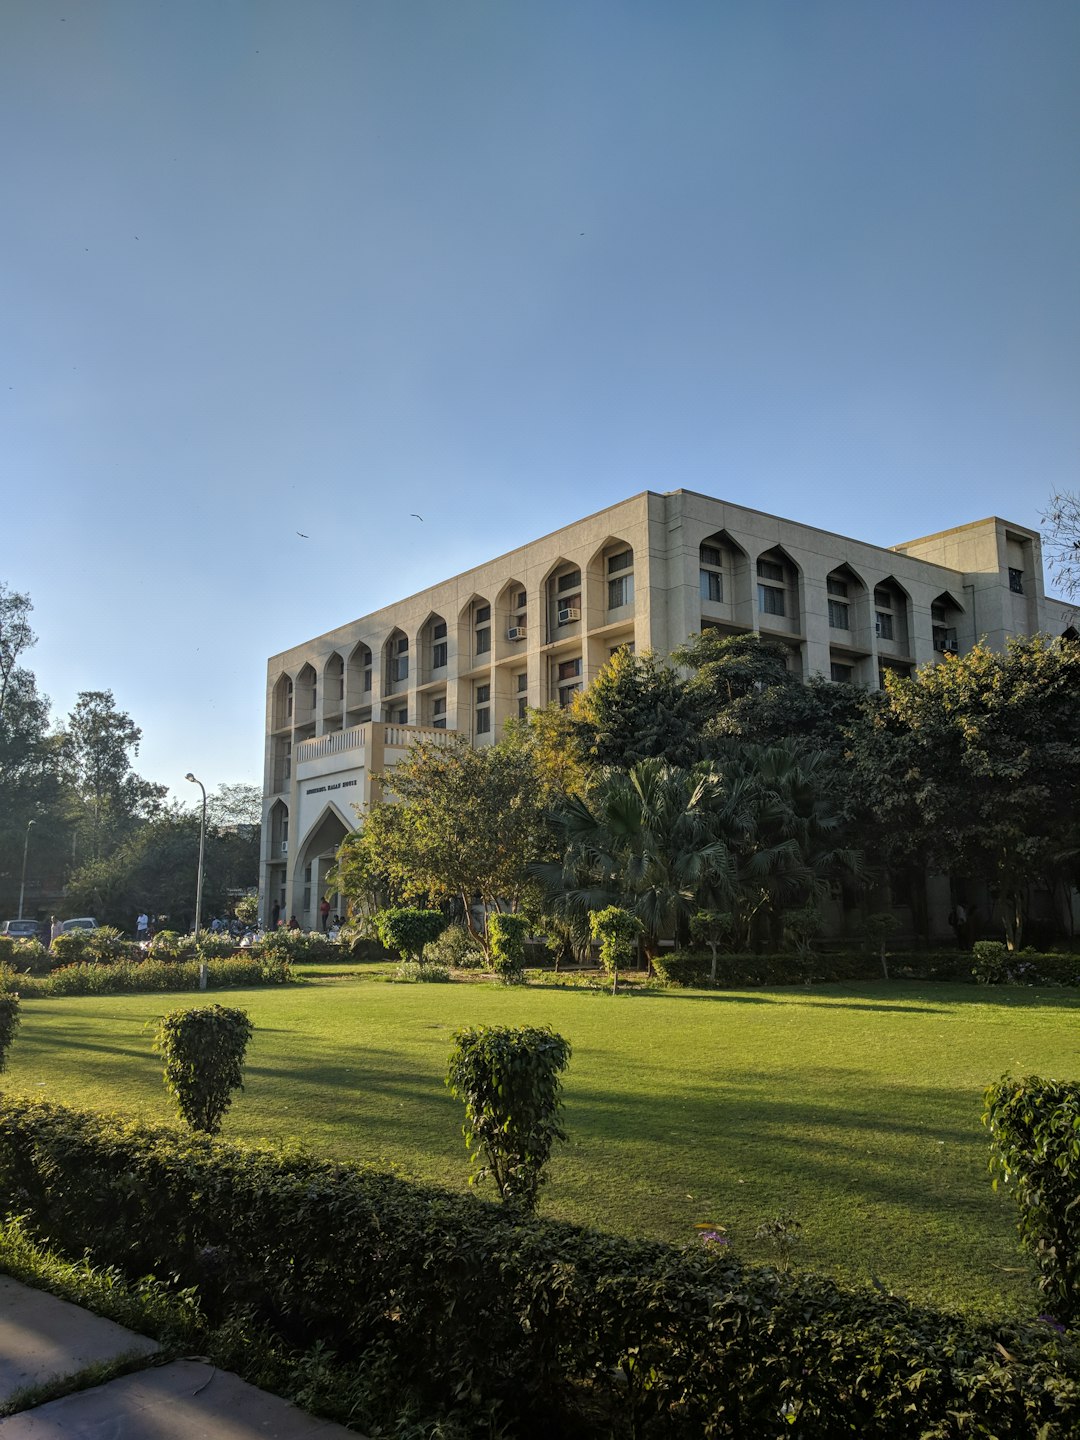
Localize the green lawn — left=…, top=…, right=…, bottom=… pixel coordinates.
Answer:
left=4, top=973, right=1078, bottom=1319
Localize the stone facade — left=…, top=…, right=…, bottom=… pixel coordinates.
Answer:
left=261, top=489, right=1071, bottom=927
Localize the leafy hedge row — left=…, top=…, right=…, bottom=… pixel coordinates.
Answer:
left=985, top=1076, right=1080, bottom=1324
left=650, top=948, right=1080, bottom=989
left=0, top=955, right=292, bottom=998
left=0, top=1098, right=1077, bottom=1438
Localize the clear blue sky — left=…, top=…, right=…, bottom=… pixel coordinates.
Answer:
left=3, top=0, right=1077, bottom=802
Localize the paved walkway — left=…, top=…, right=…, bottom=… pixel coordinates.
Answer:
left=0, top=1276, right=363, bottom=1437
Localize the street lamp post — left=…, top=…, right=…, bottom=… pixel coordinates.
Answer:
left=17, top=819, right=35, bottom=920
left=185, top=773, right=208, bottom=989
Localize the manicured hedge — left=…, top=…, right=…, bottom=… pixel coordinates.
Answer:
left=0, top=1098, right=1077, bottom=1438
left=650, top=948, right=1078, bottom=989
left=0, top=955, right=291, bottom=998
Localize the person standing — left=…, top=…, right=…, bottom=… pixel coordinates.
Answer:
left=271, top=900, right=281, bottom=929
left=319, top=896, right=331, bottom=932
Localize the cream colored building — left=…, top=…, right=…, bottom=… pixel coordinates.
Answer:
left=261, top=489, right=1073, bottom=927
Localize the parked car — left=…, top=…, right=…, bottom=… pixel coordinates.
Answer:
left=1, top=919, right=44, bottom=940
left=59, top=917, right=98, bottom=933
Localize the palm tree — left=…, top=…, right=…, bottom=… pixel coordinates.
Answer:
left=536, top=744, right=863, bottom=961
left=534, top=759, right=737, bottom=962
left=713, top=742, right=864, bottom=949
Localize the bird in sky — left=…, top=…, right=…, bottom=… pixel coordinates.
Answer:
left=296, top=531, right=309, bottom=539
left=411, top=513, right=424, bottom=521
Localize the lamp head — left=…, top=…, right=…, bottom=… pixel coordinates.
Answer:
left=185, top=773, right=196, bottom=783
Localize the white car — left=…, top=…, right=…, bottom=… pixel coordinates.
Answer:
left=60, top=917, right=98, bottom=933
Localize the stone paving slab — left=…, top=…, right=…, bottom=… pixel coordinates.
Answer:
left=0, top=1360, right=363, bottom=1438
left=0, top=1278, right=160, bottom=1407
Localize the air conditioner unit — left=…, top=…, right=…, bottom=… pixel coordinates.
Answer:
left=280, top=840, right=288, bottom=855
left=507, top=625, right=527, bottom=641
left=557, top=607, right=581, bottom=624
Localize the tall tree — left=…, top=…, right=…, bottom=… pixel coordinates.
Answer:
left=63, top=690, right=167, bottom=864
left=0, top=585, right=67, bottom=913
left=851, top=638, right=1080, bottom=948
left=569, top=647, right=702, bottom=769
left=331, top=736, right=554, bottom=953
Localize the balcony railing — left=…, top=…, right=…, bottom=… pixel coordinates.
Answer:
left=382, top=724, right=456, bottom=748
left=296, top=725, right=367, bottom=763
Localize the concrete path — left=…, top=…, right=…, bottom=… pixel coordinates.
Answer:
left=0, top=1278, right=363, bottom=1438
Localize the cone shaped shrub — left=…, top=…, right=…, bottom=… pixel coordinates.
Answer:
left=156, top=1004, right=253, bottom=1135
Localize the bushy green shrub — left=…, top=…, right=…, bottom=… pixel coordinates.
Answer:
left=985, top=1075, right=1080, bottom=1324
left=589, top=906, right=641, bottom=992
left=487, top=913, right=530, bottom=985
left=423, top=924, right=484, bottom=970
left=0, top=937, right=15, bottom=966
left=1, top=1097, right=1078, bottom=1438
left=148, top=930, right=197, bottom=962
left=13, top=938, right=50, bottom=976
left=447, top=1025, right=572, bottom=1209
left=156, top=1005, right=253, bottom=1135
left=973, top=940, right=1011, bottom=984
left=259, top=928, right=339, bottom=964
left=374, top=909, right=448, bottom=963
left=195, top=934, right=239, bottom=960
left=0, top=994, right=19, bottom=1071
left=394, top=960, right=451, bottom=983
left=49, top=929, right=94, bottom=965
left=85, top=926, right=129, bottom=963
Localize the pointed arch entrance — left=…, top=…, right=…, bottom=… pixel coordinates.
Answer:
left=293, top=803, right=352, bottom=929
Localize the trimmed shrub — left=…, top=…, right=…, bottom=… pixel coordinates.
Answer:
left=487, top=913, right=530, bottom=985
left=973, top=940, right=1011, bottom=984
left=652, top=950, right=713, bottom=987
left=446, top=1025, right=572, bottom=1209
left=985, top=1075, right=1080, bottom=1324
left=374, top=909, right=448, bottom=963
left=0, top=994, right=19, bottom=1071
left=0, top=1097, right=1078, bottom=1438
left=156, top=1005, right=254, bottom=1135
left=589, top=906, right=641, bottom=992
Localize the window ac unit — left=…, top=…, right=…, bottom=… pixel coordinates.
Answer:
left=557, top=607, right=581, bottom=624
left=280, top=840, right=288, bottom=855
left=507, top=625, right=526, bottom=641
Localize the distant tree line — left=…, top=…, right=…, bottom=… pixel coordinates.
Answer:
left=0, top=581, right=259, bottom=930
